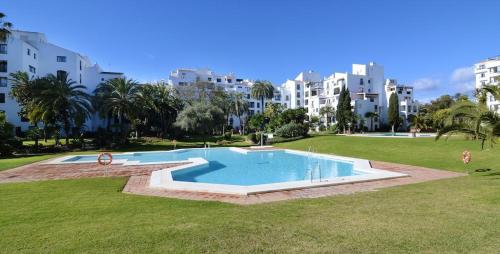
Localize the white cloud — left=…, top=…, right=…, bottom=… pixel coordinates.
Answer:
left=450, top=66, right=475, bottom=93
left=411, top=78, right=440, bottom=91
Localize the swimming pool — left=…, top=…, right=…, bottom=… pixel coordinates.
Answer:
left=51, top=147, right=407, bottom=195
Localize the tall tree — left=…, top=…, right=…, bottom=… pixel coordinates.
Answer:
left=230, top=93, right=249, bottom=134
left=210, top=88, right=232, bottom=134
left=174, top=102, right=224, bottom=145
left=388, top=92, right=401, bottom=133
left=94, top=78, right=139, bottom=143
left=35, top=73, right=92, bottom=145
left=0, top=12, right=13, bottom=42
left=343, top=87, right=353, bottom=132
left=251, top=81, right=274, bottom=113
left=364, top=111, right=378, bottom=131
left=335, top=85, right=347, bottom=133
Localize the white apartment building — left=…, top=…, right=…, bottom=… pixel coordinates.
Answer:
left=474, top=56, right=500, bottom=112
left=0, top=30, right=123, bottom=133
left=168, top=62, right=419, bottom=131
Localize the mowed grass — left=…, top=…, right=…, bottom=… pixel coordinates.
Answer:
left=0, top=174, right=499, bottom=253
left=1, top=134, right=500, bottom=253
left=275, top=135, right=500, bottom=172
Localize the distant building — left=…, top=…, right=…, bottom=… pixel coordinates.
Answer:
left=474, top=56, right=500, bottom=112
left=168, top=62, right=419, bottom=131
left=0, top=30, right=123, bottom=132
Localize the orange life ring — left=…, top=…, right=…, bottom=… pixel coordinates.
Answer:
left=461, top=150, right=471, bottom=164
left=97, top=153, right=113, bottom=166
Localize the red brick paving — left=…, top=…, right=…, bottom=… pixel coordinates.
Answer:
left=0, top=157, right=465, bottom=205
left=0, top=160, right=187, bottom=183
left=123, top=161, right=465, bottom=205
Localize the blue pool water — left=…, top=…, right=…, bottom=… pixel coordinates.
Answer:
left=64, top=148, right=361, bottom=185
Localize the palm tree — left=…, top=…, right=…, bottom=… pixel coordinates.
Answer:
left=230, top=93, right=249, bottom=134
left=410, top=114, right=427, bottom=132
left=251, top=81, right=274, bottom=114
left=364, top=111, right=378, bottom=131
left=319, top=105, right=335, bottom=127
left=476, top=83, right=500, bottom=107
left=436, top=100, right=499, bottom=149
left=94, top=78, right=139, bottom=142
left=135, top=83, right=182, bottom=138
left=34, top=73, right=92, bottom=145
left=0, top=12, right=13, bottom=42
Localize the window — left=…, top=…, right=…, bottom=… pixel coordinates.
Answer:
left=370, top=98, right=374, bottom=102
left=400, top=106, right=405, bottom=111
left=207, top=77, right=212, bottom=81
left=360, top=78, right=364, bottom=85
left=285, top=95, right=289, bottom=101
left=0, top=61, right=6, bottom=72
left=79, top=74, right=82, bottom=84
left=33, top=53, right=37, bottom=59
left=374, top=105, right=378, bottom=110
left=29, top=65, right=36, bottom=74
left=79, top=61, right=82, bottom=70
left=216, top=78, right=221, bottom=82
left=257, top=102, right=260, bottom=108
left=296, top=100, right=300, bottom=106
left=334, top=87, right=340, bottom=95
left=57, top=70, right=67, bottom=80
left=249, top=102, right=255, bottom=108
left=296, top=92, right=300, bottom=98
left=0, top=93, right=5, bottom=103
left=0, top=77, right=7, bottom=87
left=27, top=48, right=31, bottom=56
left=481, top=73, right=485, bottom=78
left=368, top=79, right=371, bottom=84
left=227, top=78, right=232, bottom=83
left=304, top=99, right=308, bottom=105
left=246, top=94, right=250, bottom=99
left=0, top=44, right=6, bottom=54
left=296, top=84, right=300, bottom=90
left=305, top=91, right=309, bottom=97
left=57, top=56, right=67, bottom=62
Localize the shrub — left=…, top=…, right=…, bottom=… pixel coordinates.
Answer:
left=255, top=132, right=267, bottom=145
left=328, top=124, right=339, bottom=134
left=275, top=122, right=308, bottom=138
left=223, top=131, right=232, bottom=140
left=247, top=133, right=258, bottom=144
left=319, top=125, right=326, bottom=132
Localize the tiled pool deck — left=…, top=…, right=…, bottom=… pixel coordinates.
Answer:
left=0, top=149, right=465, bottom=204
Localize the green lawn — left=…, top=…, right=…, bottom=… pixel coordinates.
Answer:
left=275, top=135, right=500, bottom=172
left=0, top=134, right=499, bottom=253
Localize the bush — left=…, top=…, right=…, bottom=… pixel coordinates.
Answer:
left=328, top=124, right=339, bottom=134
left=247, top=132, right=267, bottom=145
left=319, top=125, right=326, bottom=132
left=255, top=132, right=267, bottom=145
left=275, top=122, right=308, bottom=138
left=223, top=131, right=232, bottom=140
left=247, top=133, right=258, bottom=144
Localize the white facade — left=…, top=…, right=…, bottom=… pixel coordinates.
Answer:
left=0, top=30, right=123, bottom=132
left=474, top=56, right=500, bottom=112
left=168, top=62, right=419, bottom=131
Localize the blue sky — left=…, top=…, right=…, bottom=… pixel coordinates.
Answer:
left=3, top=0, right=500, bottom=101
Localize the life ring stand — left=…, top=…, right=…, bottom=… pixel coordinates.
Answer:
left=97, top=152, right=113, bottom=166
left=462, top=150, right=471, bottom=164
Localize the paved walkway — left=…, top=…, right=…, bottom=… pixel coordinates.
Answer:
left=123, top=161, right=465, bottom=205
left=0, top=155, right=465, bottom=205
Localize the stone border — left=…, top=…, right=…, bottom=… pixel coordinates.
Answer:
left=124, top=160, right=466, bottom=205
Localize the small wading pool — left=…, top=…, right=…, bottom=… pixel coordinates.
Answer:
left=51, top=147, right=407, bottom=195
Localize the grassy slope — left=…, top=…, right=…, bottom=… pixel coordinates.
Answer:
left=275, top=135, right=500, bottom=172
left=1, top=135, right=499, bottom=253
